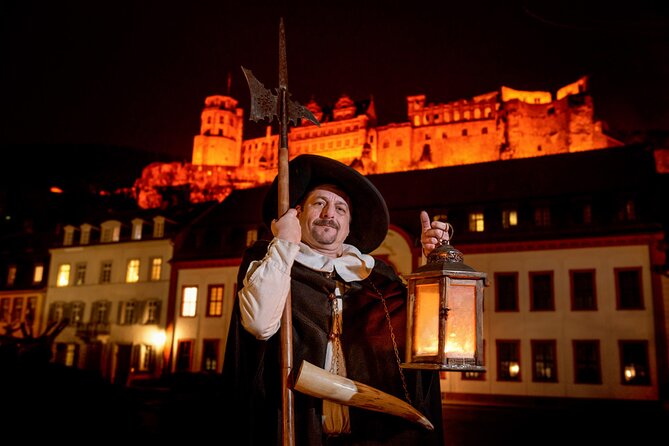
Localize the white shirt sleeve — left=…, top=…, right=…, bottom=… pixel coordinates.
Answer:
left=238, top=237, right=299, bottom=340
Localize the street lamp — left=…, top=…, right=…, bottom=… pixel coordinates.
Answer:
left=403, top=223, right=487, bottom=371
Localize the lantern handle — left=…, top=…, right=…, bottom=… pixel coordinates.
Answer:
left=439, top=222, right=454, bottom=245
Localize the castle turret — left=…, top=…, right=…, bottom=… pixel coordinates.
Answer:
left=192, top=95, right=244, bottom=166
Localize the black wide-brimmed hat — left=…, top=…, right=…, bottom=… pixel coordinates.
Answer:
left=262, top=154, right=389, bottom=253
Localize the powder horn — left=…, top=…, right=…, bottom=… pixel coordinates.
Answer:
left=293, top=360, right=434, bottom=430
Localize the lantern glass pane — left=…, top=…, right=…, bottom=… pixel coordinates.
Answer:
left=413, top=282, right=440, bottom=356
left=445, top=281, right=476, bottom=359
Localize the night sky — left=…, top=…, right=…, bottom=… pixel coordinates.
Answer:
left=1, top=1, right=667, bottom=163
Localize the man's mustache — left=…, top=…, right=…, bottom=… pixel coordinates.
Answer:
left=314, top=219, right=339, bottom=230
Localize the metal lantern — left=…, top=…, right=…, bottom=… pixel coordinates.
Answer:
left=403, top=224, right=487, bottom=371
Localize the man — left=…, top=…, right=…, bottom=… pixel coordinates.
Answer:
left=223, top=154, right=447, bottom=445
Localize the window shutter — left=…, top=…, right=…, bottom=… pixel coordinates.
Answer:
left=117, top=301, right=125, bottom=324
left=135, top=300, right=146, bottom=325
left=131, top=344, right=140, bottom=370
left=47, top=303, right=56, bottom=324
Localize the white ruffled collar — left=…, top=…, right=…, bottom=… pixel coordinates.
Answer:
left=295, top=242, right=375, bottom=282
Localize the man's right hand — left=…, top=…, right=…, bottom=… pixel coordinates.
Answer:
left=271, top=208, right=302, bottom=244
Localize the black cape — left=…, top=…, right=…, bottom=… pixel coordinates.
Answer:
left=223, top=240, right=444, bottom=445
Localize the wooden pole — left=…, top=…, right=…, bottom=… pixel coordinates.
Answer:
left=277, top=18, right=295, bottom=446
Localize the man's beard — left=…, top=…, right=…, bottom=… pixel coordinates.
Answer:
left=311, top=219, right=339, bottom=245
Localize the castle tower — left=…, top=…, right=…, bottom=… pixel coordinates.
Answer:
left=192, top=95, right=244, bottom=166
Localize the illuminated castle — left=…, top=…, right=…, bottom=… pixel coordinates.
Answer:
left=134, top=76, right=621, bottom=208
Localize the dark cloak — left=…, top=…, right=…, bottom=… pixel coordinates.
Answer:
left=222, top=240, right=444, bottom=445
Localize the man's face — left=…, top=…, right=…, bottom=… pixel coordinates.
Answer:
left=297, top=185, right=351, bottom=252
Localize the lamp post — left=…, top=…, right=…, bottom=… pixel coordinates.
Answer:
left=403, top=223, right=487, bottom=371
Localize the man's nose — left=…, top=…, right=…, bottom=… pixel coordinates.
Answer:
left=321, top=203, right=335, bottom=218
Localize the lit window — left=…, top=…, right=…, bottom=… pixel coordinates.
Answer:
left=33, top=264, right=44, bottom=284
left=57, top=264, right=71, bottom=287
left=502, top=209, right=517, bottom=228
left=126, top=259, right=140, bottom=283
left=531, top=340, right=557, bottom=382
left=207, top=285, right=224, bottom=317
left=468, top=212, right=484, bottom=232
left=497, top=340, right=521, bottom=382
left=64, top=344, right=78, bottom=367
left=181, top=286, right=198, bottom=317
left=620, top=341, right=650, bottom=385
left=202, top=339, right=220, bottom=372
left=149, top=257, right=162, bottom=281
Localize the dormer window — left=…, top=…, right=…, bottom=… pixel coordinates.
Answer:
left=63, top=225, right=76, bottom=246
left=80, top=223, right=93, bottom=245
left=153, top=216, right=165, bottom=238
left=131, top=218, right=144, bottom=240
left=101, top=220, right=121, bottom=243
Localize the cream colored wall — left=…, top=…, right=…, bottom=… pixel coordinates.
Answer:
left=439, top=244, right=658, bottom=401
left=46, top=240, right=173, bottom=382
left=173, top=265, right=240, bottom=372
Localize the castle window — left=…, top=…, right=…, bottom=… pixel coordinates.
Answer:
left=474, top=108, right=481, bottom=119
left=464, top=110, right=470, bottom=120
left=461, top=129, right=468, bottom=136
left=383, top=141, right=390, bottom=149
left=454, top=111, right=460, bottom=121
left=618, top=199, right=636, bottom=221
left=537, top=145, right=542, bottom=151
left=444, top=112, right=451, bottom=123
left=484, top=107, right=492, bottom=118
left=425, top=134, right=431, bottom=140
left=396, top=139, right=402, bottom=147
left=420, top=144, right=432, bottom=162
left=414, top=116, right=421, bottom=126
left=547, top=107, right=555, bottom=115
left=482, top=127, right=488, bottom=135
left=219, top=116, right=224, bottom=124
left=442, top=132, right=447, bottom=139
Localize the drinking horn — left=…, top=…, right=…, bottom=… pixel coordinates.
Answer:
left=293, top=360, right=434, bottom=430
